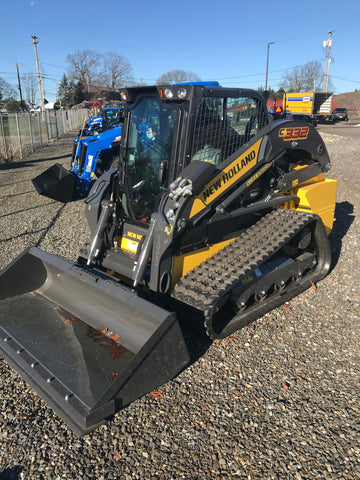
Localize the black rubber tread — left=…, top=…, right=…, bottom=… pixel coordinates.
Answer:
left=171, top=208, right=319, bottom=338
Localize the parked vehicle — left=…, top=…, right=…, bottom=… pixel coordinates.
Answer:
left=32, top=124, right=122, bottom=202
left=0, top=83, right=337, bottom=435
left=79, top=107, right=123, bottom=136
left=332, top=107, right=348, bottom=122
left=283, top=92, right=333, bottom=122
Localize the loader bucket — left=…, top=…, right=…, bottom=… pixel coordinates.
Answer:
left=32, top=163, right=78, bottom=202
left=0, top=247, right=189, bottom=435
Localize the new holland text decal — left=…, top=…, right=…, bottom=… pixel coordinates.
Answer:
left=201, top=138, right=262, bottom=203
left=189, top=138, right=262, bottom=218
left=279, top=126, right=309, bottom=141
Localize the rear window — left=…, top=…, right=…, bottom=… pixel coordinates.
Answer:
left=190, top=95, right=268, bottom=165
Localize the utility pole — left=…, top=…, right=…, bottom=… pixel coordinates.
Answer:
left=323, top=30, right=334, bottom=92
left=41, top=74, right=47, bottom=104
left=265, top=42, right=274, bottom=91
left=52, top=80, right=59, bottom=106
left=13, top=63, right=24, bottom=110
left=31, top=35, right=45, bottom=111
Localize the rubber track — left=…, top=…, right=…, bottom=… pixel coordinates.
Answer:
left=171, top=208, right=316, bottom=336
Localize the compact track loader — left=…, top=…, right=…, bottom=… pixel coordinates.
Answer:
left=0, top=84, right=337, bottom=435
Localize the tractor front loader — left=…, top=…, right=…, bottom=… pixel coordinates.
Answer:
left=32, top=108, right=123, bottom=203
left=0, top=83, right=337, bottom=434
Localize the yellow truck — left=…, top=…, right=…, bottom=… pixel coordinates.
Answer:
left=283, top=91, right=333, bottom=124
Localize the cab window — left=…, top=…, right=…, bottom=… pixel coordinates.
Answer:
left=190, top=95, right=268, bottom=165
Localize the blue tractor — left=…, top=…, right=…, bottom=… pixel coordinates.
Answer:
left=79, top=107, right=123, bottom=136
left=80, top=114, right=102, bottom=136
left=33, top=120, right=122, bottom=203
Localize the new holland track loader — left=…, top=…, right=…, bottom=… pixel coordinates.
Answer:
left=0, top=83, right=337, bottom=435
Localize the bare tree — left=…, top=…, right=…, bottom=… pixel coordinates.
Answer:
left=21, top=73, right=38, bottom=108
left=281, top=61, right=323, bottom=92
left=156, top=69, right=201, bottom=85
left=0, top=77, right=16, bottom=105
left=66, top=49, right=101, bottom=92
left=100, top=52, right=133, bottom=90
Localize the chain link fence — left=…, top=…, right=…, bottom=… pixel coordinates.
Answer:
left=0, top=109, right=89, bottom=163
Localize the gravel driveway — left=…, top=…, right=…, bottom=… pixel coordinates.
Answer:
left=0, top=131, right=359, bottom=479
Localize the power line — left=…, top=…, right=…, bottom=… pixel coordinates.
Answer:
left=41, top=62, right=67, bottom=69
left=205, top=60, right=326, bottom=83
left=331, top=75, right=360, bottom=84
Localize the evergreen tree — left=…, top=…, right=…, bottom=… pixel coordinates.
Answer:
left=68, top=80, right=76, bottom=107
left=73, top=80, right=86, bottom=105
left=275, top=87, right=286, bottom=98
left=57, top=73, right=71, bottom=107
left=257, top=86, right=276, bottom=97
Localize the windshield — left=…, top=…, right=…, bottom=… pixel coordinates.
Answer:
left=102, top=109, right=122, bottom=130
left=125, top=97, right=178, bottom=220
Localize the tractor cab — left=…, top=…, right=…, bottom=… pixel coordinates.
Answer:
left=117, top=84, right=269, bottom=222
left=101, top=107, right=124, bottom=131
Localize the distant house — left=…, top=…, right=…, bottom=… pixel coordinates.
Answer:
left=30, top=102, right=56, bottom=113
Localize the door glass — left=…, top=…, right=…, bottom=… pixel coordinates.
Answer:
left=125, top=97, right=178, bottom=219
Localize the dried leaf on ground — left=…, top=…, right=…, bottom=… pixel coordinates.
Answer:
left=222, top=336, right=238, bottom=345
left=148, top=390, right=163, bottom=401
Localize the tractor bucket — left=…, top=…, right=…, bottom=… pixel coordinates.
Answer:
left=0, top=247, right=189, bottom=435
left=32, top=163, right=78, bottom=203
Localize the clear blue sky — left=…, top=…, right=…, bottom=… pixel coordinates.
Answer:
left=1, top=0, right=359, bottom=104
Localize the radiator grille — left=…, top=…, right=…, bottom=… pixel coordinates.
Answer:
left=78, top=144, right=88, bottom=174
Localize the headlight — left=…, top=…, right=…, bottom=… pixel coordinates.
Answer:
left=177, top=87, right=187, bottom=99
left=158, top=85, right=189, bottom=100
left=164, top=88, right=174, bottom=99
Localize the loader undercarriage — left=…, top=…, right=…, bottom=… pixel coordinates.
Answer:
left=171, top=208, right=331, bottom=338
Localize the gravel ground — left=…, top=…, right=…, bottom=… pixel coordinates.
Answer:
left=0, top=131, right=359, bottom=480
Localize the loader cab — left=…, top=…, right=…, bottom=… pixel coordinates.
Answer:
left=118, top=85, right=269, bottom=221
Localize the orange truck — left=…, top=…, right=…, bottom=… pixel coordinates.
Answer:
left=283, top=91, right=333, bottom=123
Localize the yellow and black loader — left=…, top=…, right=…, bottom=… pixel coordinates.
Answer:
left=0, top=83, right=337, bottom=434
